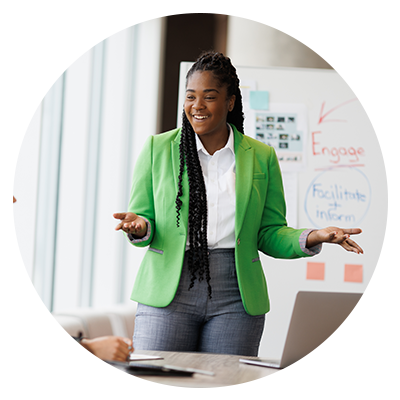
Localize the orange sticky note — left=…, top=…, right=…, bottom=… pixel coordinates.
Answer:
left=306, top=262, right=325, bottom=280
left=344, top=264, right=363, bottom=283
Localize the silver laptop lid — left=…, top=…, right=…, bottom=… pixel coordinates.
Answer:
left=280, top=292, right=388, bottom=370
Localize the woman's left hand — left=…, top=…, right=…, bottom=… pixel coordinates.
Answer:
left=307, top=227, right=363, bottom=254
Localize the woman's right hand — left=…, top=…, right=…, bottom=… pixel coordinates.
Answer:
left=113, top=212, right=147, bottom=238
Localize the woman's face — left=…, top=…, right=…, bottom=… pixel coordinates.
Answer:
left=184, top=71, right=235, bottom=140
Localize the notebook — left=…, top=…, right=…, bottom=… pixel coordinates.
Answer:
left=240, top=292, right=388, bottom=370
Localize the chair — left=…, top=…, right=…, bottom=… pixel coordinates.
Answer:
left=103, top=302, right=137, bottom=338
left=52, top=302, right=137, bottom=339
left=53, top=308, right=114, bottom=339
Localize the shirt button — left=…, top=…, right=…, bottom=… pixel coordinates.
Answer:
left=237, top=238, right=240, bottom=245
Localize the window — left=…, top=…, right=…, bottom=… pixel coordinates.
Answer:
left=14, top=19, right=166, bottom=312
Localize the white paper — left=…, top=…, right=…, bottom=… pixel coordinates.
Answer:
left=129, top=354, right=164, bottom=361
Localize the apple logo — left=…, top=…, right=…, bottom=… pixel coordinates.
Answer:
left=336, top=324, right=346, bottom=336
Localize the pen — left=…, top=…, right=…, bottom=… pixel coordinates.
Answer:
left=75, top=332, right=82, bottom=344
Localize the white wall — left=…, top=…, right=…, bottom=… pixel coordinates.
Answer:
left=227, top=16, right=332, bottom=69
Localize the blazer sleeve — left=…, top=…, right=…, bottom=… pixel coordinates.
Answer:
left=13, top=314, right=77, bottom=354
left=125, top=135, right=155, bottom=247
left=257, top=147, right=314, bottom=259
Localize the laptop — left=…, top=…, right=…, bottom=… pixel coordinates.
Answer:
left=239, top=292, right=388, bottom=370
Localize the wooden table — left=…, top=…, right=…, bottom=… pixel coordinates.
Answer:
left=54, top=351, right=388, bottom=388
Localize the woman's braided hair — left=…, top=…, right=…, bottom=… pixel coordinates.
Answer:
left=175, top=51, right=245, bottom=298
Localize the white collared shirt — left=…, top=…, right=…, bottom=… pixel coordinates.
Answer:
left=186, top=124, right=236, bottom=249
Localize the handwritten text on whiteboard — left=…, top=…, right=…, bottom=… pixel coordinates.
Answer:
left=311, top=99, right=366, bottom=166
left=304, top=167, right=371, bottom=228
left=312, top=131, right=365, bottom=164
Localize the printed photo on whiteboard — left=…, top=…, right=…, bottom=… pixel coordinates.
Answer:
left=246, top=103, right=308, bottom=171
left=255, top=111, right=303, bottom=163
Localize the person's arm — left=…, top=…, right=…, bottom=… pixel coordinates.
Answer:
left=80, top=336, right=133, bottom=362
left=257, top=147, right=313, bottom=259
left=13, top=343, right=96, bottom=388
left=299, top=229, right=322, bottom=255
left=13, top=314, right=132, bottom=361
left=257, top=147, right=363, bottom=257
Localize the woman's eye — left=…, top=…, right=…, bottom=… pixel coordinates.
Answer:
left=205, top=97, right=215, bottom=100
left=186, top=95, right=195, bottom=100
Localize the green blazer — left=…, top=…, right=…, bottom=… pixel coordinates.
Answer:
left=127, top=125, right=314, bottom=315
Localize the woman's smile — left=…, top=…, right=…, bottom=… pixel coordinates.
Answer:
left=192, top=114, right=209, bottom=120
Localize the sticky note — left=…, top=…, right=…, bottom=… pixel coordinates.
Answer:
left=306, top=262, right=325, bottom=280
left=344, top=264, right=363, bottom=283
left=250, top=91, right=269, bottom=110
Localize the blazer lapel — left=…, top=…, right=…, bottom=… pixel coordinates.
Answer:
left=234, top=127, right=254, bottom=238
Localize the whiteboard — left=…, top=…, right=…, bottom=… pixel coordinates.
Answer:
left=177, top=63, right=387, bottom=359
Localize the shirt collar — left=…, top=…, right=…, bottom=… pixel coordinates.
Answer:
left=195, top=124, right=235, bottom=156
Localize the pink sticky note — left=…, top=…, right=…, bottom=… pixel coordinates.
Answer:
left=344, top=264, right=363, bottom=283
left=306, top=262, right=325, bottom=280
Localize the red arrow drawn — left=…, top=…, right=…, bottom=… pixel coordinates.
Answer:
left=318, top=98, right=358, bottom=124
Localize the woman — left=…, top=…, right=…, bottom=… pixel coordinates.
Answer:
left=114, top=51, right=363, bottom=356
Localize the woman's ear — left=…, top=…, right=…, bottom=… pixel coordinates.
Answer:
left=228, top=95, right=236, bottom=112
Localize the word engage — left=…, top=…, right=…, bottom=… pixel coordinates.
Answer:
left=312, top=131, right=365, bottom=164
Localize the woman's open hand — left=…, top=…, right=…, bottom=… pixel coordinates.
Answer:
left=306, top=227, right=363, bottom=254
left=113, top=212, right=147, bottom=238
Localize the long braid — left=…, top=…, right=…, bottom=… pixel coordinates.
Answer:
left=175, top=51, right=245, bottom=299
